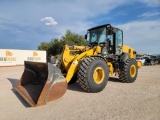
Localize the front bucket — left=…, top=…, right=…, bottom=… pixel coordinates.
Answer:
left=15, top=61, right=67, bottom=107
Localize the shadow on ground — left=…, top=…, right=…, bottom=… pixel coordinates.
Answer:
left=68, top=77, right=123, bottom=92
left=7, top=78, right=30, bottom=107
left=108, top=77, right=123, bottom=83
left=67, top=82, right=84, bottom=92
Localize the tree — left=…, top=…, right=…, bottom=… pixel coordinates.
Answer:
left=61, top=30, right=87, bottom=46
left=49, top=38, right=64, bottom=56
left=38, top=42, right=51, bottom=56
left=38, top=30, right=87, bottom=56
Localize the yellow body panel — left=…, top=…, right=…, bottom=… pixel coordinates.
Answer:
left=123, top=45, right=142, bottom=68
left=136, top=61, right=142, bottom=68
left=61, top=45, right=101, bottom=83
left=60, top=44, right=140, bottom=83
left=122, top=45, right=136, bottom=59
left=107, top=62, right=114, bottom=76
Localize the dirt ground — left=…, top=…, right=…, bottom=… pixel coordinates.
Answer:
left=0, top=65, right=160, bottom=120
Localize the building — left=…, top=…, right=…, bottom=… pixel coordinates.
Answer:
left=0, top=49, right=46, bottom=66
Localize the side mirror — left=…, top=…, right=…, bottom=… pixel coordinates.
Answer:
left=84, top=34, right=87, bottom=39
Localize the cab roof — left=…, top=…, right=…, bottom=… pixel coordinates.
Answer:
left=87, top=24, right=122, bottom=31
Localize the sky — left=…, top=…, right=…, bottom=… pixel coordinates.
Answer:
left=0, top=0, right=160, bottom=54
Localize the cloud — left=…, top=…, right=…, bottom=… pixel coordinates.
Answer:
left=140, top=0, right=160, bottom=7
left=40, top=17, right=58, bottom=26
left=139, top=12, right=160, bottom=17
left=116, top=20, right=160, bottom=54
left=0, top=0, right=160, bottom=53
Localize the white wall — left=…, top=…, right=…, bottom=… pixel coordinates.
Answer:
left=0, top=49, right=46, bottom=66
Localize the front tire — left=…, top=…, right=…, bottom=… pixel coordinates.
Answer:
left=119, top=59, right=138, bottom=83
left=77, top=57, right=109, bottom=92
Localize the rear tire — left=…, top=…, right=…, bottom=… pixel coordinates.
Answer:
left=119, top=59, right=138, bottom=83
left=77, top=57, right=109, bottom=92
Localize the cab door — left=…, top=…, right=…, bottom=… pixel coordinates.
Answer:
left=115, top=30, right=123, bottom=54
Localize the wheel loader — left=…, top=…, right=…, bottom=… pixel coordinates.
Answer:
left=15, top=24, right=142, bottom=107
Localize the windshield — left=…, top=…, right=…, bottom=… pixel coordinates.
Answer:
left=88, top=27, right=106, bottom=45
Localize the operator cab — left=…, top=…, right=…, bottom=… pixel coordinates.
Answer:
left=86, top=24, right=123, bottom=55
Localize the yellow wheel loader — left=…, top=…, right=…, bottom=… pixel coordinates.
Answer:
left=15, top=24, right=142, bottom=107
